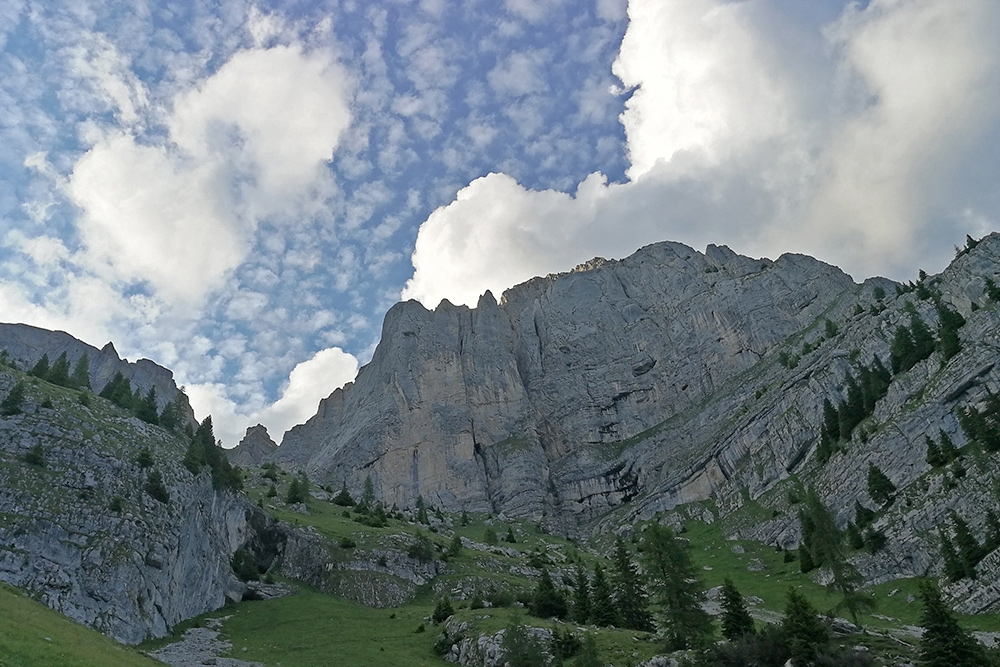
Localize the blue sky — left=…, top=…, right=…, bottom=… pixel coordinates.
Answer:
left=2, top=0, right=999, bottom=445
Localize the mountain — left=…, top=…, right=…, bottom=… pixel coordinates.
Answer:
left=269, top=234, right=1000, bottom=608
left=273, top=240, right=871, bottom=523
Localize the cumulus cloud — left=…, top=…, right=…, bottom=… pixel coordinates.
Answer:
left=189, top=347, right=359, bottom=447
left=405, top=0, right=1000, bottom=307
left=67, top=43, right=351, bottom=304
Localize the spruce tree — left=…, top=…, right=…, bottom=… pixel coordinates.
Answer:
left=590, top=563, right=617, bottom=627
left=28, top=353, right=50, bottom=379
left=69, top=352, right=90, bottom=389
left=0, top=380, right=26, bottom=416
left=867, top=464, right=896, bottom=506
left=926, top=436, right=944, bottom=468
left=333, top=481, right=355, bottom=506
left=611, top=537, right=652, bottom=631
left=949, top=510, right=983, bottom=578
left=532, top=568, right=568, bottom=620
left=783, top=588, right=829, bottom=666
left=640, top=523, right=713, bottom=651
left=985, top=510, right=1000, bottom=554
left=47, top=352, right=70, bottom=387
left=940, top=529, right=966, bottom=583
left=936, top=303, right=966, bottom=363
left=720, top=578, right=755, bottom=640
left=136, top=386, right=159, bottom=425
left=361, top=475, right=376, bottom=509
left=571, top=564, right=591, bottom=624
left=918, top=581, right=988, bottom=667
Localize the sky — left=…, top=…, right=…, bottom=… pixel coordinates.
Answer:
left=1, top=0, right=999, bottom=447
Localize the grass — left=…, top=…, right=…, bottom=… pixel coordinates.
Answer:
left=0, top=582, right=163, bottom=667
left=205, top=585, right=445, bottom=666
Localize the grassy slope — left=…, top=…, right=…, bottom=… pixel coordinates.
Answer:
left=0, top=583, right=163, bottom=667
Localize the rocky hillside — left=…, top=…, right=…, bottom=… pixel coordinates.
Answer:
left=268, top=234, right=1000, bottom=603
left=0, top=362, right=271, bottom=644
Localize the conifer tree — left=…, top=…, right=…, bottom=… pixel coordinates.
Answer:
left=926, top=435, right=945, bottom=468
left=867, top=464, right=896, bottom=506
left=936, top=302, right=966, bottom=363
left=985, top=510, right=1000, bottom=554
left=136, top=386, right=159, bottom=425
left=641, top=523, right=713, bottom=651
left=940, top=529, right=966, bottom=583
left=506, top=527, right=517, bottom=543
left=611, top=537, right=652, bottom=631
left=532, top=568, right=568, bottom=620
left=783, top=588, right=829, bottom=666
left=361, top=475, right=376, bottom=509
left=28, top=353, right=50, bottom=379
left=939, top=430, right=959, bottom=462
left=720, top=578, right=755, bottom=640
left=333, top=481, right=355, bottom=506
left=571, top=563, right=591, bottom=624
left=590, top=563, right=617, bottom=627
left=918, top=581, right=988, bottom=667
left=69, top=352, right=90, bottom=389
left=47, top=352, right=70, bottom=387
left=949, top=510, right=983, bottom=578
left=0, top=380, right=26, bottom=416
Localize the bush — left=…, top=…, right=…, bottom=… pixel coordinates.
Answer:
left=339, top=537, right=356, bottom=549
left=231, top=548, right=260, bottom=582
left=407, top=534, right=435, bottom=563
left=484, top=527, right=498, bottom=545
left=432, top=597, right=454, bottom=623
left=109, top=496, right=124, bottom=513
left=1, top=381, right=26, bottom=416
left=137, top=448, right=154, bottom=468
left=22, top=444, right=46, bottom=467
left=145, top=470, right=169, bottom=503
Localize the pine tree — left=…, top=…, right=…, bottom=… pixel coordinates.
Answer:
left=333, top=481, right=355, bottom=506
left=720, top=578, right=755, bottom=640
left=641, top=523, right=713, bottom=651
left=574, top=633, right=602, bottom=667
left=985, top=510, right=1000, bottom=554
left=867, top=464, right=896, bottom=506
left=69, top=352, right=90, bottom=389
left=506, top=527, right=517, bottom=543
left=483, top=527, right=498, bottom=545
left=361, top=475, right=376, bottom=509
left=0, top=380, right=26, bottom=416
left=949, top=510, right=983, bottom=578
left=47, top=352, right=70, bottom=387
left=590, top=563, right=617, bottom=627
left=28, top=353, right=50, bottom=379
left=136, top=386, right=159, bottom=425
left=783, top=588, right=829, bottom=666
left=611, top=537, right=652, bottom=631
left=910, top=311, right=936, bottom=364
left=939, top=430, right=959, bottom=462
left=890, top=324, right=916, bottom=374
left=918, top=581, right=988, bottom=667
left=532, top=568, right=568, bottom=620
left=940, top=529, right=966, bottom=583
left=159, top=395, right=183, bottom=430
left=936, top=302, right=966, bottom=363
left=926, top=435, right=945, bottom=468
left=571, top=564, right=591, bottom=624
left=501, top=618, right=548, bottom=667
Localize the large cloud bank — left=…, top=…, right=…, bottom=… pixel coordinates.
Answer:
left=404, top=0, right=1000, bottom=308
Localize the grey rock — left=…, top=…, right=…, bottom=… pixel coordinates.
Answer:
left=227, top=424, right=277, bottom=469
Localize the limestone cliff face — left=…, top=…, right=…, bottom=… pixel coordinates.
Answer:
left=0, top=369, right=270, bottom=644
left=277, top=240, right=859, bottom=523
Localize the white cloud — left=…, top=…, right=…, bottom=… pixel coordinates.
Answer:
left=190, top=347, right=359, bottom=447
left=66, top=44, right=352, bottom=305
left=487, top=51, right=547, bottom=97
left=404, top=0, right=1000, bottom=308
left=612, top=0, right=796, bottom=180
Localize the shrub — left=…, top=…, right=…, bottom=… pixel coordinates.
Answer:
left=137, top=448, right=154, bottom=468
left=1, top=381, right=26, bottom=416
left=109, top=496, right=124, bottom=513
left=432, top=597, right=454, bottom=624
left=484, top=527, right=498, bottom=545
left=145, top=470, right=169, bottom=503
left=231, top=548, right=260, bottom=582
left=22, top=444, right=46, bottom=467
left=339, top=537, right=356, bottom=549
left=407, top=534, right=435, bottom=563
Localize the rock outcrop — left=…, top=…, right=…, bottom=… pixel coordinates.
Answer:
left=0, top=368, right=274, bottom=644
left=275, top=240, right=860, bottom=524
left=0, top=322, right=195, bottom=420
left=228, top=424, right=278, bottom=468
